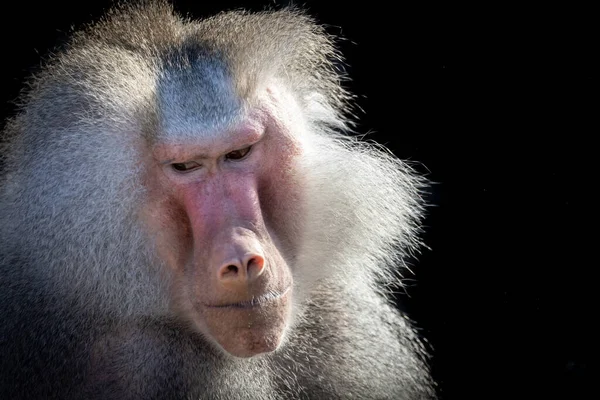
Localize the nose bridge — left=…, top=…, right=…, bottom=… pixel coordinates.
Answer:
left=184, top=170, right=262, bottom=239
left=182, top=170, right=266, bottom=288
left=212, top=227, right=264, bottom=265
left=210, top=171, right=262, bottom=230
left=220, top=171, right=261, bottom=225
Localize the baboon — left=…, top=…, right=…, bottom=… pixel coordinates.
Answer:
left=0, top=1, right=436, bottom=399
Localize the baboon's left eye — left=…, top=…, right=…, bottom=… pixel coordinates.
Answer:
left=225, top=146, right=252, bottom=161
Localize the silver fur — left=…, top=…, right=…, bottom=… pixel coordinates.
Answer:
left=0, top=1, right=436, bottom=398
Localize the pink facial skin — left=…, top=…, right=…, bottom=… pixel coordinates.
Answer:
left=141, top=86, right=305, bottom=357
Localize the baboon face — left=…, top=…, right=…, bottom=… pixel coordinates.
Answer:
left=141, top=78, right=306, bottom=357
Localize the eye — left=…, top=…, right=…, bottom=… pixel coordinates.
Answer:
left=171, top=161, right=201, bottom=172
left=225, top=146, right=252, bottom=161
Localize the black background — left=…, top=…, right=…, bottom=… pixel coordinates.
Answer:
left=0, top=1, right=594, bottom=398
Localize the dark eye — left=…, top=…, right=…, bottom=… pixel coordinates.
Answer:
left=171, top=161, right=201, bottom=172
left=225, top=146, right=252, bottom=161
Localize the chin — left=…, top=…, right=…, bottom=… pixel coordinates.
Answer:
left=200, top=288, right=293, bottom=358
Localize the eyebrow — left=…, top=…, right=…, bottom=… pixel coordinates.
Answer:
left=158, top=150, right=211, bottom=165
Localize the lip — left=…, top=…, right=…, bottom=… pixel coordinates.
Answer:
left=206, top=286, right=291, bottom=309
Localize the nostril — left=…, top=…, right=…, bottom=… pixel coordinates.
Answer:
left=247, top=257, right=263, bottom=269
left=220, top=264, right=239, bottom=279
left=226, top=265, right=238, bottom=274
left=246, top=255, right=265, bottom=279
left=217, top=254, right=265, bottom=284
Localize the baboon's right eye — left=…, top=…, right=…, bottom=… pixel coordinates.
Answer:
left=171, top=161, right=201, bottom=172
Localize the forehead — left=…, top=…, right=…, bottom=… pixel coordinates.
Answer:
left=155, top=57, right=244, bottom=142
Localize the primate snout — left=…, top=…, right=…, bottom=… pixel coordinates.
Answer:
left=218, top=254, right=265, bottom=287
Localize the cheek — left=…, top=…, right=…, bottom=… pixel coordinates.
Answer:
left=139, top=165, right=193, bottom=273
left=258, top=135, right=305, bottom=260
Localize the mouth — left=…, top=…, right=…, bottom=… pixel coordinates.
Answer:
left=206, top=286, right=291, bottom=309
